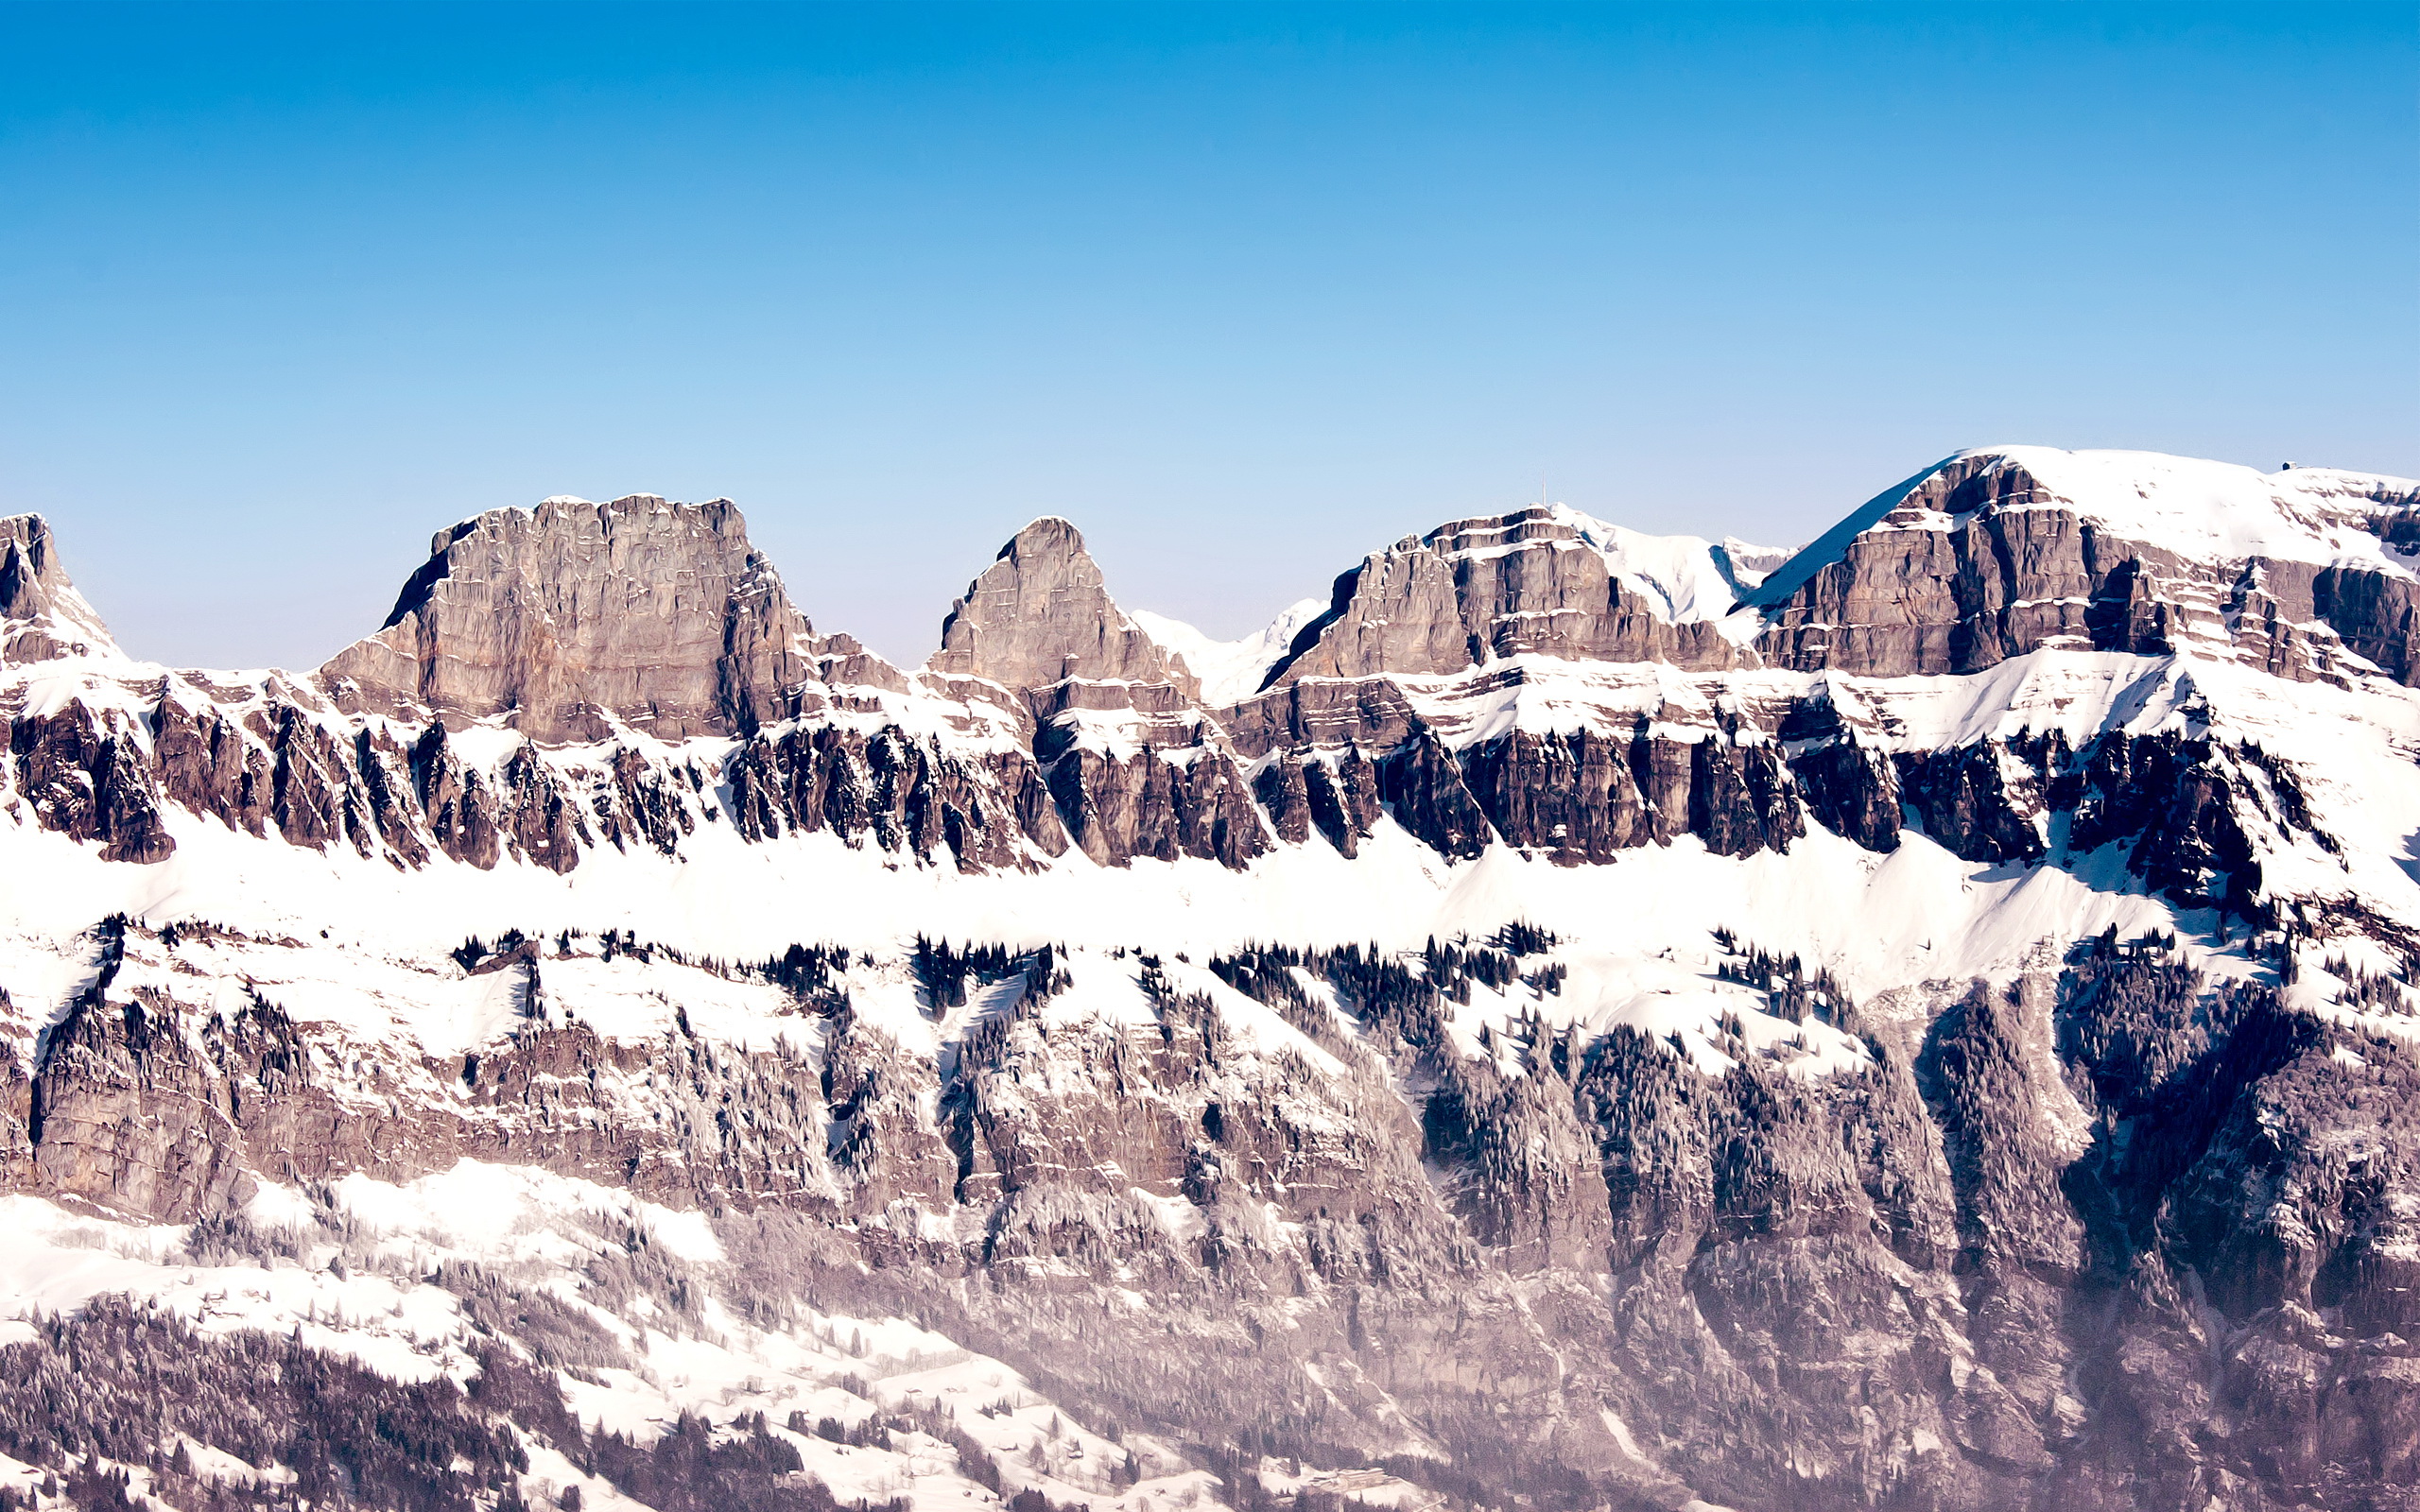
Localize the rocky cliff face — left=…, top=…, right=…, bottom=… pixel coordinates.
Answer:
left=0, top=512, right=118, bottom=663
left=924, top=515, right=1276, bottom=868
left=931, top=517, right=1202, bottom=704
left=1751, top=450, right=2420, bottom=685
left=2, top=447, right=2418, bottom=1512
left=319, top=494, right=873, bottom=742
left=6, top=918, right=2411, bottom=1512
left=1262, top=507, right=1743, bottom=689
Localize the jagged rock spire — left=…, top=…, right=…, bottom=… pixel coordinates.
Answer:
left=1, top=513, right=119, bottom=664
left=927, top=516, right=1201, bottom=698
left=319, top=494, right=836, bottom=743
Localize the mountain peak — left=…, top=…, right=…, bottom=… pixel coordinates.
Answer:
left=320, top=493, right=834, bottom=743
left=928, top=516, right=1200, bottom=697
left=1748, top=445, right=2420, bottom=614
left=0, top=513, right=120, bottom=665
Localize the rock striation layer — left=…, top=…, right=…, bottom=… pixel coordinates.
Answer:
left=3, top=447, right=2419, bottom=1511
left=931, top=516, right=1201, bottom=702
left=0, top=513, right=116, bottom=663
left=1751, top=449, right=2420, bottom=684
left=320, top=494, right=856, bottom=742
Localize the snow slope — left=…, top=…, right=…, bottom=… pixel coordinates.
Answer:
left=1131, top=599, right=1328, bottom=706
left=1750, top=446, right=2420, bottom=610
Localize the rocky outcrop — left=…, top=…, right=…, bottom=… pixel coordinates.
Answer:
left=1265, top=508, right=1741, bottom=689
left=1409, top=727, right=1806, bottom=865
left=2066, top=731, right=2333, bottom=919
left=1377, top=730, right=1494, bottom=860
left=1897, top=740, right=2050, bottom=865
left=18, top=922, right=870, bottom=1222
left=1459, top=730, right=1656, bottom=864
left=1686, top=736, right=1804, bottom=857
left=1220, top=674, right=1426, bottom=760
left=6, top=915, right=2420, bottom=1510
left=9, top=699, right=176, bottom=864
left=721, top=724, right=1068, bottom=870
left=1750, top=452, right=2420, bottom=686
left=320, top=495, right=842, bottom=742
left=917, top=518, right=1290, bottom=868
left=931, top=517, right=1201, bottom=700
left=1787, top=736, right=1903, bottom=850
left=148, top=696, right=272, bottom=839
left=30, top=973, right=312, bottom=1218
left=0, top=513, right=115, bottom=664
left=1253, top=747, right=1385, bottom=856
left=2312, top=562, right=2420, bottom=683
left=1305, top=745, right=1384, bottom=856
left=1046, top=747, right=1270, bottom=868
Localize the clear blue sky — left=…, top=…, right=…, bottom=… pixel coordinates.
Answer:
left=3, top=2, right=2413, bottom=668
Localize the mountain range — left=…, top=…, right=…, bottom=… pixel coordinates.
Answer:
left=2, top=444, right=2417, bottom=1512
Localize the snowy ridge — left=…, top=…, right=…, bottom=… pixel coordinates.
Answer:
left=1751, top=445, right=2420, bottom=611
left=1129, top=600, right=1326, bottom=708
left=1546, top=505, right=1762, bottom=624
left=1935, top=447, right=2420, bottom=573
left=6, top=446, right=2420, bottom=1511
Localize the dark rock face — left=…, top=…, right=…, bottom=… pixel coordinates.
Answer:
left=2066, top=731, right=2335, bottom=920
left=411, top=723, right=502, bottom=868
left=9, top=700, right=176, bottom=864
left=1789, top=737, right=1903, bottom=850
left=1046, top=747, right=1270, bottom=868
left=1897, top=741, right=2049, bottom=864
left=1686, top=738, right=1803, bottom=857
left=1251, top=755, right=1312, bottom=846
left=1250, top=747, right=1387, bottom=856
left=1459, top=730, right=1656, bottom=864
left=1305, top=745, right=1384, bottom=856
left=0, top=513, right=114, bottom=663
left=1393, top=728, right=1806, bottom=865
left=722, top=723, right=1068, bottom=870
left=593, top=745, right=697, bottom=856
left=149, top=696, right=272, bottom=839
left=2313, top=563, right=2420, bottom=684
left=1377, top=730, right=1494, bottom=860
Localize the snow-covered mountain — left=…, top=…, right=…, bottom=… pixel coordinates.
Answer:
left=2, top=447, right=2417, bottom=1512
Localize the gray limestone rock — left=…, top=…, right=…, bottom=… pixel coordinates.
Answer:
left=1750, top=453, right=2420, bottom=686
left=0, top=514, right=117, bottom=664
left=929, top=516, right=1201, bottom=699
left=1265, top=507, right=1740, bottom=690
left=320, top=494, right=842, bottom=743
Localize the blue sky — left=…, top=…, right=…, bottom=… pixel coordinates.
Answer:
left=3, top=3, right=2413, bottom=667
